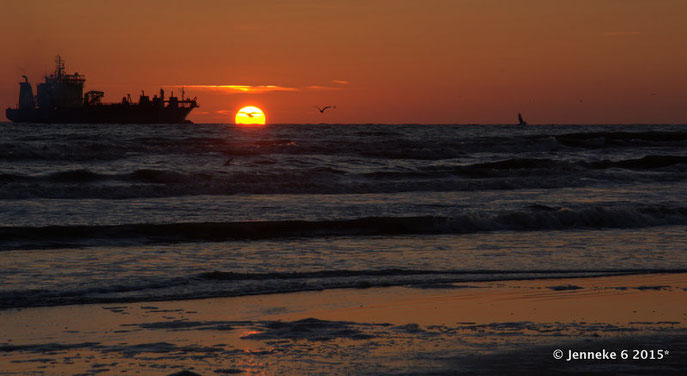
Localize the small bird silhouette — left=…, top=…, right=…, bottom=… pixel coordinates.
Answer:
left=239, top=111, right=259, bottom=117
left=223, top=158, right=233, bottom=166
left=315, top=105, right=336, bottom=113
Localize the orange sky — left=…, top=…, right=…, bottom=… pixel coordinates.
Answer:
left=1, top=0, right=686, bottom=124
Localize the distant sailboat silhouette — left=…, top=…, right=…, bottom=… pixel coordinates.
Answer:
left=518, top=113, right=527, bottom=126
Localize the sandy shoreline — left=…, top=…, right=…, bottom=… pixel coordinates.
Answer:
left=2, top=272, right=686, bottom=375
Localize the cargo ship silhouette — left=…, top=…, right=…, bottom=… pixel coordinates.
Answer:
left=6, top=56, right=198, bottom=124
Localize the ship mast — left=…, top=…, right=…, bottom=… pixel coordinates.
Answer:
left=55, top=55, right=65, bottom=79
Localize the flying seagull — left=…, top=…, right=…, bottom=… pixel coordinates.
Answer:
left=239, top=111, right=259, bottom=118
left=315, top=105, right=336, bottom=113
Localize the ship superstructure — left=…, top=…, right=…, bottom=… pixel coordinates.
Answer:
left=6, top=56, right=198, bottom=124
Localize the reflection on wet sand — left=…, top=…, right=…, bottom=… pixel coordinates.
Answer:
left=1, top=273, right=686, bottom=375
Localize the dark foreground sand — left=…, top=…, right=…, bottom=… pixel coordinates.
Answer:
left=1, top=273, right=686, bottom=375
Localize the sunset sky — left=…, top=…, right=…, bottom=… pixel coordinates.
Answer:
left=1, top=0, right=686, bottom=124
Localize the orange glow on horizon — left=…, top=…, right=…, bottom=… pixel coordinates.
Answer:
left=3, top=1, right=687, bottom=124
left=177, top=85, right=298, bottom=94
left=235, top=106, right=266, bottom=125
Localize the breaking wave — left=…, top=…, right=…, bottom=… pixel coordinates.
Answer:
left=2, top=154, right=687, bottom=199
left=2, top=203, right=687, bottom=250
left=1, top=267, right=684, bottom=309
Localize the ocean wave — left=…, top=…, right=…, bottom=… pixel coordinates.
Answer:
left=585, top=155, right=687, bottom=170
left=555, top=131, right=687, bottom=148
left=2, top=203, right=687, bottom=250
left=2, top=154, right=687, bottom=199
left=2, top=129, right=687, bottom=162
left=1, top=267, right=683, bottom=309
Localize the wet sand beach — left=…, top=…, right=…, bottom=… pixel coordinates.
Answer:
left=2, top=272, right=686, bottom=375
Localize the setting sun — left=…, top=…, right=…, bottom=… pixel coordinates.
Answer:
left=235, top=106, right=266, bottom=125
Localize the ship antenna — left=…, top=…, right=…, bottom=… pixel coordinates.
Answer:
left=181, top=87, right=185, bottom=100
left=55, top=55, right=65, bottom=79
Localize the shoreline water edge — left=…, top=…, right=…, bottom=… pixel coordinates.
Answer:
left=1, top=273, right=686, bottom=375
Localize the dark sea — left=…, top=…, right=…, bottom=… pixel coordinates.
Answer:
left=2, top=123, right=687, bottom=309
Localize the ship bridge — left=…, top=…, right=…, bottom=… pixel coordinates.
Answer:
left=36, top=56, right=86, bottom=109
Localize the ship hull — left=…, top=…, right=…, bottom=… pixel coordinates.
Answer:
left=6, top=105, right=194, bottom=124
